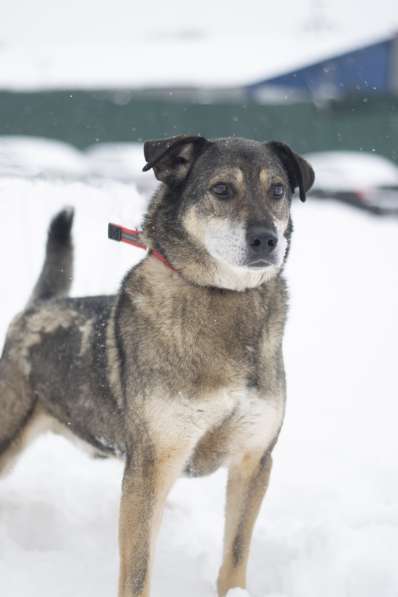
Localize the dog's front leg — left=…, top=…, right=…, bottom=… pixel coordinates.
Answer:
left=217, top=449, right=273, bottom=596
left=118, top=442, right=191, bottom=597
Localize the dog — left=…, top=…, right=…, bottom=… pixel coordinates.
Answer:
left=0, top=135, right=314, bottom=596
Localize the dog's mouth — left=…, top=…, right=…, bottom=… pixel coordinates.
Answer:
left=245, top=258, right=275, bottom=269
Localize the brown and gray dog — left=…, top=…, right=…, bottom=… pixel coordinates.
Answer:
left=0, top=136, right=314, bottom=596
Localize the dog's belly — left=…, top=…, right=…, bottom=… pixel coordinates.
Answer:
left=185, top=390, right=284, bottom=477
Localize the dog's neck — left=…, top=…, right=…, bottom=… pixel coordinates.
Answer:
left=133, top=251, right=279, bottom=293
left=173, top=255, right=279, bottom=291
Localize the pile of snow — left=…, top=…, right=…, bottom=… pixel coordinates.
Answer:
left=306, top=150, right=398, bottom=192
left=85, top=143, right=145, bottom=180
left=0, top=137, right=87, bottom=179
left=0, top=171, right=397, bottom=596
left=86, top=143, right=157, bottom=196
left=0, top=136, right=142, bottom=180
left=0, top=137, right=158, bottom=196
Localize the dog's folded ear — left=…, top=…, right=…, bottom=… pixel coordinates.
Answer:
left=266, top=141, right=315, bottom=202
left=143, top=135, right=211, bottom=186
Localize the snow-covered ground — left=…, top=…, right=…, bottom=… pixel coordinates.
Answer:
left=0, top=147, right=397, bottom=596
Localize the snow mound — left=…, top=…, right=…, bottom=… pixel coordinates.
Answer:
left=0, top=136, right=87, bottom=178
left=0, top=136, right=159, bottom=197
left=305, top=151, right=398, bottom=191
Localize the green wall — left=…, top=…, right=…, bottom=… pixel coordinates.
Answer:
left=1, top=91, right=398, bottom=161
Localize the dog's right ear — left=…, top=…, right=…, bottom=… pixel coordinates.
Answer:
left=266, top=141, right=315, bottom=202
left=143, top=135, right=210, bottom=186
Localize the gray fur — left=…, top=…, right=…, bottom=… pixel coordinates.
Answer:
left=29, top=207, right=74, bottom=305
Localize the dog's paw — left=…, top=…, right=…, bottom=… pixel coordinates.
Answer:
left=226, top=590, right=251, bottom=597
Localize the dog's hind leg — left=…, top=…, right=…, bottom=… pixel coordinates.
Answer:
left=0, top=359, right=37, bottom=477
left=217, top=450, right=273, bottom=597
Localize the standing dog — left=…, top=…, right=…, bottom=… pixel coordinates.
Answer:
left=0, top=136, right=314, bottom=596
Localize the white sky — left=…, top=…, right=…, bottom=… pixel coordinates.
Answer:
left=0, top=0, right=397, bottom=45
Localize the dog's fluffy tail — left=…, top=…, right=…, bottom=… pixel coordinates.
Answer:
left=28, top=208, right=74, bottom=305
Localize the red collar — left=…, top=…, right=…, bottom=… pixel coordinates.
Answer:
left=108, top=223, right=176, bottom=272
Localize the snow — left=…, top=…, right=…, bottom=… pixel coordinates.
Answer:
left=0, top=137, right=158, bottom=197
left=0, top=137, right=87, bottom=179
left=0, top=147, right=398, bottom=596
left=0, top=0, right=397, bottom=89
left=305, top=151, right=398, bottom=192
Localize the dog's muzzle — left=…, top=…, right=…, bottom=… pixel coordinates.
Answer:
left=246, top=225, right=278, bottom=267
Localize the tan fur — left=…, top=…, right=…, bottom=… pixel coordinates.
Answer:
left=119, top=416, right=196, bottom=597
left=259, top=167, right=270, bottom=190
left=78, top=318, right=94, bottom=356
left=106, top=303, right=125, bottom=409
left=218, top=452, right=273, bottom=596
left=208, top=166, right=245, bottom=188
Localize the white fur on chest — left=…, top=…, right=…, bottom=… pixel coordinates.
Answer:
left=145, top=387, right=285, bottom=459
left=145, top=388, right=238, bottom=447
left=227, top=390, right=285, bottom=459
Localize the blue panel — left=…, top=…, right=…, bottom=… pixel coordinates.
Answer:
left=247, top=39, right=393, bottom=97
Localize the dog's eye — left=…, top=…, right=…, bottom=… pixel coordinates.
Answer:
left=173, top=156, right=188, bottom=167
left=211, top=183, right=234, bottom=199
left=271, top=183, right=285, bottom=199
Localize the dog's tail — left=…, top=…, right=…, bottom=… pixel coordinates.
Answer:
left=28, top=207, right=74, bottom=305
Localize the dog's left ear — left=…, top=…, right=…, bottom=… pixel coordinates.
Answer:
left=143, top=135, right=211, bottom=187
left=266, top=141, right=315, bottom=202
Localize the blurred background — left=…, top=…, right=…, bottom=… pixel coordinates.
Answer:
left=0, top=2, right=397, bottom=597
left=1, top=0, right=398, bottom=213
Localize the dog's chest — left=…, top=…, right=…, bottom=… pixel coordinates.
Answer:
left=229, top=390, right=284, bottom=453
left=146, top=384, right=284, bottom=471
left=129, top=280, right=270, bottom=395
left=183, top=387, right=284, bottom=476
left=128, top=267, right=286, bottom=462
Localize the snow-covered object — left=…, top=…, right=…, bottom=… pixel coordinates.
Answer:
left=85, top=143, right=145, bottom=180
left=85, top=143, right=158, bottom=195
left=0, top=137, right=158, bottom=196
left=0, top=137, right=87, bottom=178
left=305, top=151, right=398, bottom=192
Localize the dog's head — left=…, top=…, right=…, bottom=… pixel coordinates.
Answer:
left=143, top=135, right=314, bottom=291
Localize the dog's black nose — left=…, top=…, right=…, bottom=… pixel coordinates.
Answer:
left=247, top=226, right=278, bottom=258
